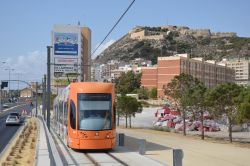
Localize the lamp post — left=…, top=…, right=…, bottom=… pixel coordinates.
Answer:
left=5, top=68, right=15, bottom=99
left=1, top=61, right=6, bottom=68
left=0, top=61, right=6, bottom=111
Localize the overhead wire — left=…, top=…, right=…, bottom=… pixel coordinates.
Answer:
left=91, top=0, right=136, bottom=57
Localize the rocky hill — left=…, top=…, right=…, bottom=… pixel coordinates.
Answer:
left=95, top=26, right=250, bottom=64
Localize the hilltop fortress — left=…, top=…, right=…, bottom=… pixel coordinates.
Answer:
left=129, top=25, right=237, bottom=40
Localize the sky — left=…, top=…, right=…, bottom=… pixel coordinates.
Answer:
left=0, top=0, right=249, bottom=89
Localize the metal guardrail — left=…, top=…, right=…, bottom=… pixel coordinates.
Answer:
left=38, top=116, right=63, bottom=166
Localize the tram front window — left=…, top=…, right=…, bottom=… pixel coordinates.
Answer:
left=78, top=94, right=112, bottom=130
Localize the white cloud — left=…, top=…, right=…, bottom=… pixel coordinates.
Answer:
left=92, top=39, right=115, bottom=59
left=0, top=40, right=116, bottom=89
left=0, top=50, right=46, bottom=88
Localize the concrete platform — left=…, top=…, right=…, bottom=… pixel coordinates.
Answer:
left=50, top=125, right=167, bottom=166
left=35, top=107, right=168, bottom=166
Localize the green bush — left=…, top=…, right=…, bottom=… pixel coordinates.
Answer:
left=149, top=87, right=157, bottom=99
left=137, top=88, right=149, bottom=100
left=139, top=100, right=150, bottom=107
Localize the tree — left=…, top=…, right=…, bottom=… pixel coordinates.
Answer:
left=115, top=71, right=141, bottom=96
left=190, top=81, right=207, bottom=140
left=236, top=87, right=250, bottom=124
left=117, top=96, right=142, bottom=128
left=137, top=87, right=149, bottom=99
left=205, top=83, right=243, bottom=143
left=115, top=71, right=142, bottom=126
left=127, top=97, right=142, bottom=128
left=164, top=73, right=198, bottom=136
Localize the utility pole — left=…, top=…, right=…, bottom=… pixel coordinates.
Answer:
left=35, top=82, right=38, bottom=117
left=0, top=83, right=2, bottom=112
left=8, top=69, right=11, bottom=98
left=42, top=75, right=46, bottom=120
left=47, top=46, right=51, bottom=131
left=17, top=73, right=20, bottom=97
left=5, top=68, right=14, bottom=99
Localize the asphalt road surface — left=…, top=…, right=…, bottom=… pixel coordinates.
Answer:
left=0, top=104, right=31, bottom=153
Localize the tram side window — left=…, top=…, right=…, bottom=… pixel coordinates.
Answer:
left=59, top=102, right=63, bottom=123
left=64, top=102, right=68, bottom=126
left=113, top=104, right=116, bottom=129
left=70, top=100, right=76, bottom=129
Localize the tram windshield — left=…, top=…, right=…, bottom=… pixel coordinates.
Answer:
left=78, top=93, right=112, bottom=130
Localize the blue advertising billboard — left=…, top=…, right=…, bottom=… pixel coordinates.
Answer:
left=54, top=33, right=78, bottom=55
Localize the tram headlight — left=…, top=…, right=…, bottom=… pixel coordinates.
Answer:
left=106, top=132, right=111, bottom=138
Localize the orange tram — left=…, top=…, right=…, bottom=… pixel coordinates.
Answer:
left=53, top=82, right=116, bottom=150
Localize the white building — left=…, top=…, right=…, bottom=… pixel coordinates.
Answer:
left=51, top=24, right=91, bottom=93
left=223, top=59, right=250, bottom=86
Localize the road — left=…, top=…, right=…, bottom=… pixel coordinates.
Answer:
left=118, top=127, right=250, bottom=166
left=0, top=104, right=31, bottom=153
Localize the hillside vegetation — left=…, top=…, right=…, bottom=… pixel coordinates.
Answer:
left=95, top=26, right=250, bottom=64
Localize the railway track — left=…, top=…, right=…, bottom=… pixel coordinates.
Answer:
left=85, top=152, right=129, bottom=166
left=51, top=126, right=129, bottom=166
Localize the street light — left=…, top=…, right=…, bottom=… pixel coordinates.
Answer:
left=0, top=62, right=5, bottom=112
left=0, top=61, right=7, bottom=111
left=5, top=68, right=15, bottom=98
left=0, top=61, right=6, bottom=71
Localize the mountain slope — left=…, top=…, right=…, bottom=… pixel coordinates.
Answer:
left=95, top=26, right=250, bottom=64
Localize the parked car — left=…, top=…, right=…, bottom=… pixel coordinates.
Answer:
left=6, top=115, right=20, bottom=126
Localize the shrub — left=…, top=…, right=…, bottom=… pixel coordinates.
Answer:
left=149, top=87, right=157, bottom=99
left=140, top=100, right=150, bottom=107
left=137, top=87, right=149, bottom=100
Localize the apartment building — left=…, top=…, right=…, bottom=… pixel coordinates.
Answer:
left=141, top=54, right=235, bottom=98
left=223, top=59, right=250, bottom=86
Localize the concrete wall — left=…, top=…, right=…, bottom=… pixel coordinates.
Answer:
left=157, top=58, right=181, bottom=98
left=141, top=67, right=157, bottom=89
left=211, top=32, right=237, bottom=38
left=130, top=30, right=165, bottom=40
left=130, top=30, right=145, bottom=40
